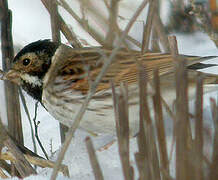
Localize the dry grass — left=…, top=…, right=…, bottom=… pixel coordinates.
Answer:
left=0, top=0, right=218, bottom=179
left=84, top=38, right=218, bottom=179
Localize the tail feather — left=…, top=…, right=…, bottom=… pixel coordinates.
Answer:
left=183, top=55, right=218, bottom=66
left=188, top=62, right=218, bottom=70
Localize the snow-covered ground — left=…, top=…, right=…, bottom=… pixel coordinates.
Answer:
left=0, top=0, right=218, bottom=179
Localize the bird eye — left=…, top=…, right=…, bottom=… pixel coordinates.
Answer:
left=22, top=58, right=30, bottom=66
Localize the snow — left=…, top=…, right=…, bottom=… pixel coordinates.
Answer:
left=0, top=0, right=218, bottom=179
left=8, top=0, right=51, bottom=44
left=7, top=175, right=70, bottom=180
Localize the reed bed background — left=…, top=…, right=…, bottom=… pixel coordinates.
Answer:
left=0, top=0, right=217, bottom=179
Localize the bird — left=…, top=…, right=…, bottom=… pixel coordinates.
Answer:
left=2, top=39, right=218, bottom=136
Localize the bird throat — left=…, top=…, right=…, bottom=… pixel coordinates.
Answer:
left=22, top=79, right=43, bottom=102
left=21, top=74, right=43, bottom=102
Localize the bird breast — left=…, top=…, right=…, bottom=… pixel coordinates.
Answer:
left=42, top=76, right=218, bottom=136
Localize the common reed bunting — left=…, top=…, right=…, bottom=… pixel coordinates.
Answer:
left=2, top=40, right=218, bottom=135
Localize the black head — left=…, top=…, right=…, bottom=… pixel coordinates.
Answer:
left=10, top=40, right=60, bottom=101
left=14, top=40, right=59, bottom=63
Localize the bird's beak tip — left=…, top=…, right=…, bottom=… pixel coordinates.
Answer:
left=3, top=69, right=21, bottom=84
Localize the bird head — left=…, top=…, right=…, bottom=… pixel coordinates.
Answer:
left=4, top=40, right=60, bottom=101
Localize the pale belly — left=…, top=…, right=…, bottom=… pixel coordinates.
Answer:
left=42, top=81, right=218, bottom=136
left=42, top=85, right=141, bottom=136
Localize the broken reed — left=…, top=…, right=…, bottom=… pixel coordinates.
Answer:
left=0, top=118, right=69, bottom=179
left=85, top=56, right=218, bottom=180
left=0, top=0, right=23, bottom=144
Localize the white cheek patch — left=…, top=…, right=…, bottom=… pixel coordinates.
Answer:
left=20, top=73, right=42, bottom=87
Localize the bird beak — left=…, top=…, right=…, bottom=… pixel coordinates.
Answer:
left=3, top=69, right=22, bottom=85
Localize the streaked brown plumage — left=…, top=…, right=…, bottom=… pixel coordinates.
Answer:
left=3, top=40, right=218, bottom=135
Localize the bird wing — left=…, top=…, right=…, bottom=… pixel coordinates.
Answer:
left=43, top=44, right=218, bottom=96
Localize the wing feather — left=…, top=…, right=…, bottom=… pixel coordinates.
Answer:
left=43, top=44, right=216, bottom=95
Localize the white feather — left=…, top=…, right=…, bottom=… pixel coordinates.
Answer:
left=21, top=73, right=42, bottom=87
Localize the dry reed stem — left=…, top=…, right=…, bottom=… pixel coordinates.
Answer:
left=49, top=0, right=68, bottom=143
left=102, top=0, right=142, bottom=48
left=194, top=74, right=204, bottom=180
left=150, top=0, right=160, bottom=51
left=3, top=140, right=36, bottom=177
left=142, top=0, right=169, bottom=53
left=80, top=0, right=143, bottom=48
left=209, top=98, right=218, bottom=180
left=138, top=64, right=161, bottom=180
left=41, top=0, right=82, bottom=48
left=105, top=0, right=119, bottom=47
left=169, top=36, right=192, bottom=180
left=151, top=28, right=161, bottom=52
left=0, top=119, right=36, bottom=178
left=152, top=68, right=169, bottom=178
left=153, top=14, right=170, bottom=52
left=142, top=0, right=155, bottom=53
left=50, top=1, right=149, bottom=179
left=31, top=102, right=49, bottom=160
left=0, top=25, right=22, bottom=170
left=50, top=0, right=61, bottom=42
left=137, top=64, right=151, bottom=180
left=60, top=0, right=144, bottom=48
left=112, top=82, right=134, bottom=180
left=85, top=137, right=104, bottom=180
left=0, top=0, right=23, bottom=144
left=0, top=152, right=69, bottom=177
left=160, top=167, right=174, bottom=180
left=134, top=152, right=150, bottom=180
left=19, top=88, right=37, bottom=156
left=59, top=0, right=105, bottom=46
